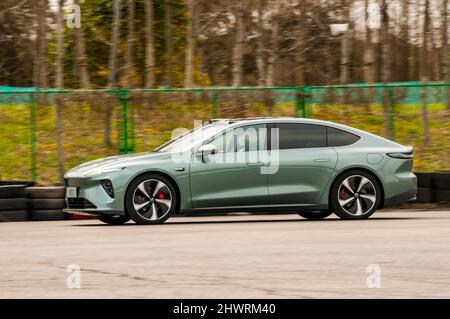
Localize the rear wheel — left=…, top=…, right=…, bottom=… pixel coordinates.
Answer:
left=98, top=215, right=130, bottom=225
left=331, top=170, right=381, bottom=220
left=298, top=211, right=332, bottom=220
left=125, top=173, right=178, bottom=225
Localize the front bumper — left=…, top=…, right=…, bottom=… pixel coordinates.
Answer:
left=64, top=173, right=128, bottom=216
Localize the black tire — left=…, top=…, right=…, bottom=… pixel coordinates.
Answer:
left=98, top=215, right=131, bottom=225
left=415, top=187, right=433, bottom=203
left=0, top=210, right=29, bottom=222
left=0, top=185, right=27, bottom=199
left=434, top=189, right=450, bottom=203
left=125, top=173, right=178, bottom=225
left=30, top=210, right=66, bottom=221
left=29, top=198, right=66, bottom=210
left=298, top=211, right=333, bottom=220
left=26, top=186, right=66, bottom=199
left=330, top=170, right=381, bottom=220
left=432, top=172, right=450, bottom=190
left=415, top=172, right=432, bottom=188
left=0, top=198, right=28, bottom=211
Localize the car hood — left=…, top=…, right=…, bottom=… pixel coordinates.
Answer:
left=65, top=152, right=171, bottom=177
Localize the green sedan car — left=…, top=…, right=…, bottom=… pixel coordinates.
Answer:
left=64, top=118, right=417, bottom=225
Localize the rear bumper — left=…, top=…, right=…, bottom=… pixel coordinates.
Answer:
left=383, top=189, right=417, bottom=208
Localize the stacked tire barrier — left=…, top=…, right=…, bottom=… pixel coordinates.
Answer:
left=0, top=185, right=29, bottom=222
left=0, top=182, right=67, bottom=222
left=27, top=187, right=66, bottom=221
left=415, top=171, right=450, bottom=203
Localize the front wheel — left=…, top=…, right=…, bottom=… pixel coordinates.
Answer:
left=298, top=211, right=332, bottom=220
left=125, top=173, right=178, bottom=225
left=330, top=170, right=381, bottom=220
left=98, top=215, right=130, bottom=225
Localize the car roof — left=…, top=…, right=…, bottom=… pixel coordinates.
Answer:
left=211, top=117, right=346, bottom=129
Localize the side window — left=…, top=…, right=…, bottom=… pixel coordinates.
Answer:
left=276, top=123, right=326, bottom=149
left=327, top=127, right=360, bottom=146
left=209, top=124, right=267, bottom=153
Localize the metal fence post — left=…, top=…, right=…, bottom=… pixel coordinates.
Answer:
left=29, top=92, right=37, bottom=181
left=117, top=90, right=129, bottom=154
left=211, top=91, right=218, bottom=118
left=388, top=87, right=396, bottom=141
left=295, top=87, right=307, bottom=118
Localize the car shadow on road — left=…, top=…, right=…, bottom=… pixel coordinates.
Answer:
left=70, top=215, right=432, bottom=227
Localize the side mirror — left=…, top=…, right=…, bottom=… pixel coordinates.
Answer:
left=195, top=144, right=218, bottom=161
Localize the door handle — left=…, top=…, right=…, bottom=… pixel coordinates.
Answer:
left=247, top=162, right=264, bottom=166
left=313, top=158, right=331, bottom=162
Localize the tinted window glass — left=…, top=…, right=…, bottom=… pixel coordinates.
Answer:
left=327, top=127, right=360, bottom=146
left=276, top=124, right=326, bottom=149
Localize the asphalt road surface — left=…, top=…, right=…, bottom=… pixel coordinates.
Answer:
left=1, top=210, right=450, bottom=298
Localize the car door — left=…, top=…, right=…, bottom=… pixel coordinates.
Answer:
left=190, top=124, right=269, bottom=208
left=268, top=123, right=337, bottom=205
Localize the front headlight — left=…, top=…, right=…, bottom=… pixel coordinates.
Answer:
left=101, top=166, right=126, bottom=174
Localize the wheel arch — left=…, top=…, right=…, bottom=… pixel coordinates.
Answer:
left=124, top=170, right=182, bottom=214
left=329, top=167, right=385, bottom=209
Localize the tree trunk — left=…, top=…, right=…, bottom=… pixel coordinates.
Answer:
left=266, top=1, right=279, bottom=87
left=125, top=0, right=136, bottom=88
left=37, top=0, right=48, bottom=90
left=184, top=0, right=195, bottom=88
left=340, top=0, right=351, bottom=84
left=55, top=0, right=65, bottom=182
left=296, top=0, right=306, bottom=86
left=145, top=0, right=155, bottom=89
left=74, top=0, right=90, bottom=89
left=408, top=0, right=416, bottom=80
left=442, top=0, right=449, bottom=109
left=363, top=0, right=375, bottom=85
left=164, top=0, right=174, bottom=87
left=399, top=0, right=409, bottom=81
left=256, top=0, right=266, bottom=87
left=380, top=0, right=393, bottom=139
left=232, top=1, right=244, bottom=87
left=105, top=0, right=122, bottom=147
left=420, top=0, right=430, bottom=146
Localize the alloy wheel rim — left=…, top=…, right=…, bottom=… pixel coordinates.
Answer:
left=338, top=175, right=376, bottom=216
left=132, top=179, right=172, bottom=221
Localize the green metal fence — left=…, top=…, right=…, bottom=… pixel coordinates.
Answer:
left=0, top=83, right=448, bottom=183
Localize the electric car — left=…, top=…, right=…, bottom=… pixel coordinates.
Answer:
left=64, top=118, right=417, bottom=224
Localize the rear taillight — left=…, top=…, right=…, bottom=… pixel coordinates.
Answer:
left=387, top=151, right=413, bottom=159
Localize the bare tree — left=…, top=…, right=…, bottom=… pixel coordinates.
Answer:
left=55, top=0, right=65, bottom=182
left=74, top=0, right=90, bottom=89
left=296, top=0, right=306, bottom=86
left=184, top=0, right=195, bottom=88
left=266, top=1, right=280, bottom=87
left=124, top=0, right=136, bottom=88
left=380, top=0, right=393, bottom=139
left=34, top=0, right=48, bottom=90
left=232, top=0, right=245, bottom=86
left=339, top=0, right=352, bottom=84
left=442, top=0, right=449, bottom=109
left=105, top=0, right=122, bottom=147
left=256, top=0, right=266, bottom=87
left=145, top=0, right=155, bottom=89
left=420, top=0, right=431, bottom=145
left=165, top=0, right=174, bottom=87
left=363, top=0, right=375, bottom=85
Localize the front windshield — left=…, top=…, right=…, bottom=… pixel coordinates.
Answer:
left=155, top=122, right=230, bottom=153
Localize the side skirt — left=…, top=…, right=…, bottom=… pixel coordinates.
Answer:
left=179, top=204, right=328, bottom=215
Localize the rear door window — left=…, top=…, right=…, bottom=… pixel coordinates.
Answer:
left=327, top=127, right=360, bottom=146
